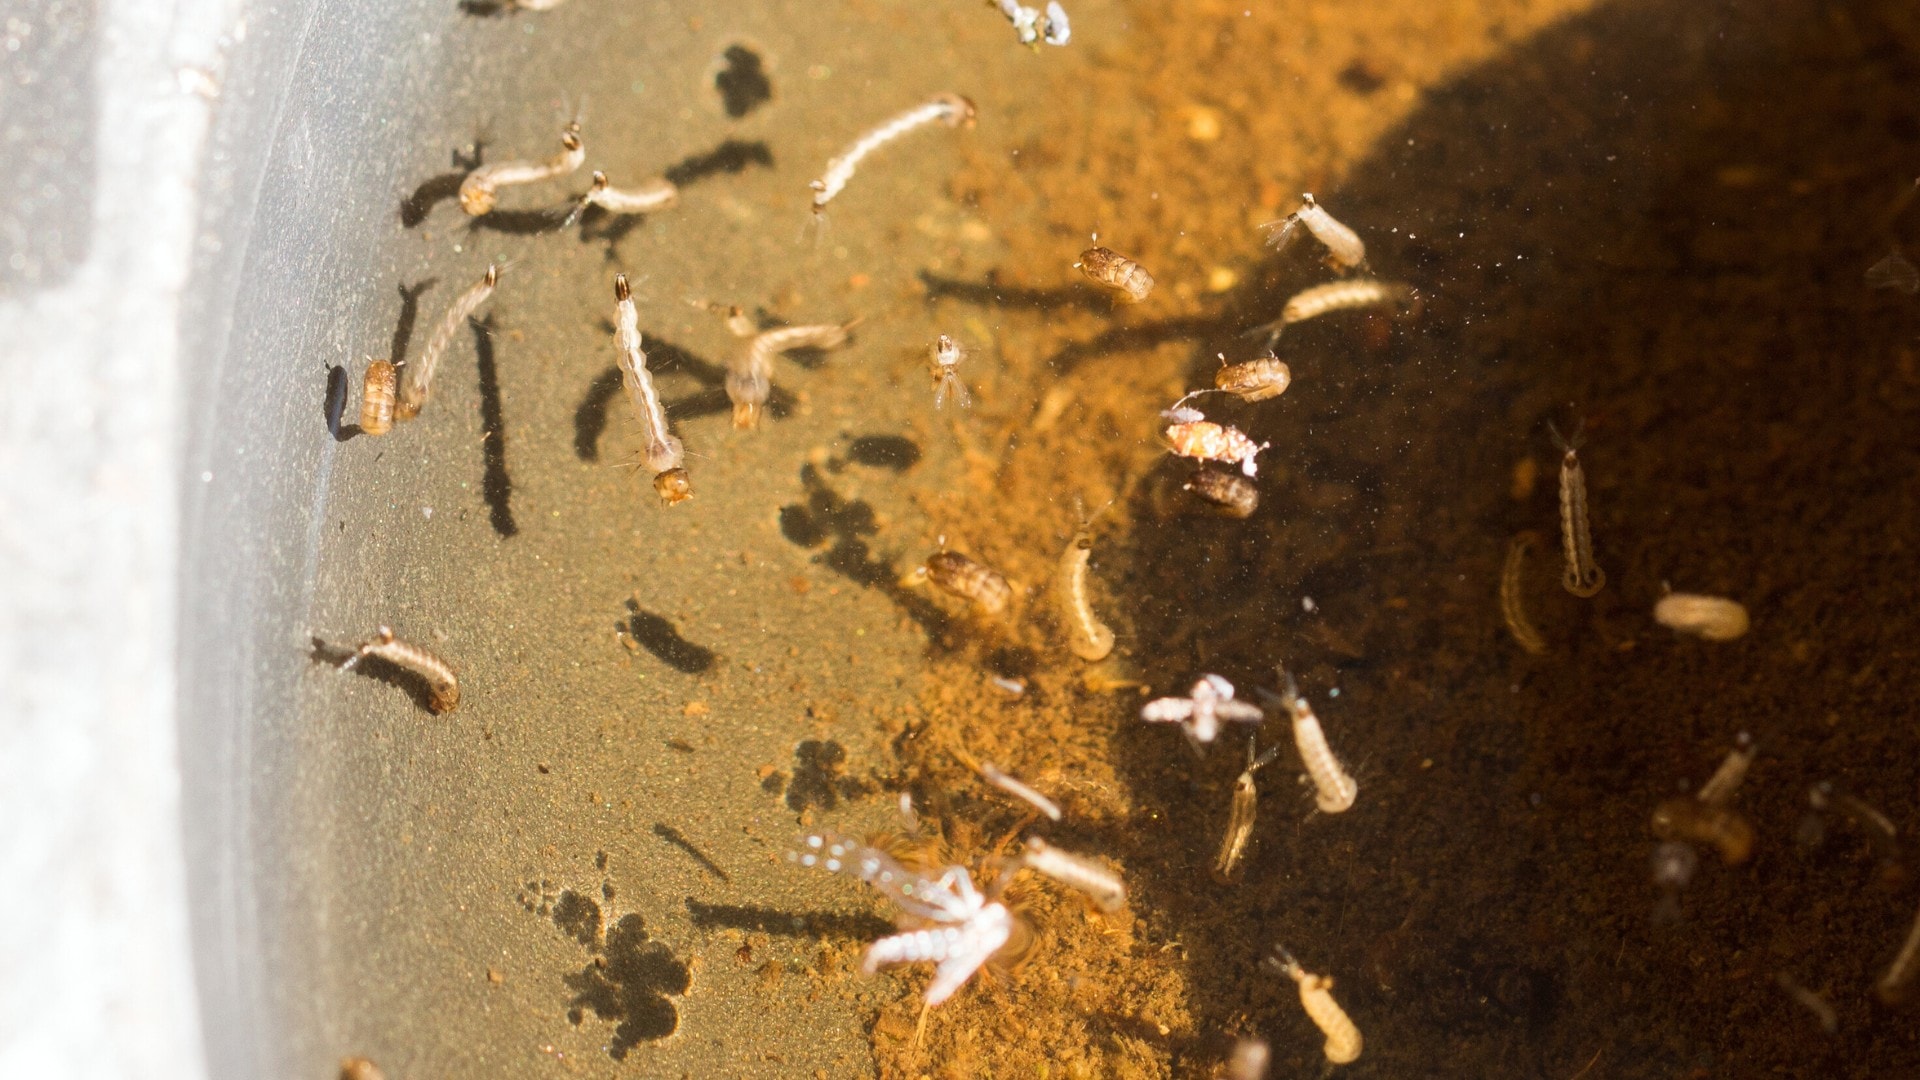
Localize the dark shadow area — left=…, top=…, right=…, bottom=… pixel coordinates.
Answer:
left=307, top=636, right=439, bottom=715
left=465, top=205, right=574, bottom=236
left=652, top=822, right=730, bottom=882
left=786, top=738, right=866, bottom=812
left=1106, top=2, right=1920, bottom=1076
left=572, top=366, right=623, bottom=461
left=322, top=363, right=351, bottom=441
left=621, top=599, right=716, bottom=674
left=650, top=334, right=799, bottom=424
left=536, top=891, right=690, bottom=1061
left=843, top=434, right=922, bottom=471
left=577, top=205, right=649, bottom=260
left=777, top=464, right=952, bottom=640
left=389, top=278, right=436, bottom=367
left=399, top=143, right=483, bottom=227
left=662, top=138, right=774, bottom=188
left=918, top=268, right=1111, bottom=313
left=714, top=44, right=772, bottom=118
left=685, top=898, right=894, bottom=941
left=471, top=315, right=517, bottom=538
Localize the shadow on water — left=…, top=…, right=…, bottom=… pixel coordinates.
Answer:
left=777, top=463, right=952, bottom=641
left=471, top=314, right=517, bottom=538
left=621, top=599, right=718, bottom=674
left=1114, top=1, right=1920, bottom=1075
left=527, top=889, right=691, bottom=1061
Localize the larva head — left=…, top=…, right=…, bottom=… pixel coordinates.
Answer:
left=936, top=93, right=978, bottom=129
left=653, top=467, right=693, bottom=505
left=458, top=183, right=497, bottom=217
left=591, top=170, right=609, bottom=192
left=560, top=122, right=582, bottom=151
left=613, top=274, right=631, bottom=302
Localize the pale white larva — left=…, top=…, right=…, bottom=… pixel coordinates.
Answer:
left=1653, top=593, right=1749, bottom=641
left=727, top=320, right=859, bottom=429
left=1269, top=948, right=1362, bottom=1065
left=458, top=122, right=585, bottom=216
left=339, top=626, right=460, bottom=714
left=1248, top=278, right=1413, bottom=345
left=811, top=93, right=974, bottom=213
left=1549, top=424, right=1605, bottom=597
left=580, top=170, right=678, bottom=216
left=1019, top=836, right=1125, bottom=913
left=612, top=274, right=691, bottom=504
left=1265, top=193, right=1366, bottom=270
left=397, top=265, right=499, bottom=422
left=1278, top=670, right=1357, bottom=814
left=1056, top=523, right=1114, bottom=661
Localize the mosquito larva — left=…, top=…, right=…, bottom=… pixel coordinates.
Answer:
left=1651, top=798, right=1753, bottom=865
left=358, top=358, right=397, bottom=436
left=1866, top=249, right=1920, bottom=294
left=340, top=625, right=460, bottom=714
left=1653, top=593, right=1749, bottom=641
left=1183, top=468, right=1259, bottom=518
left=1019, top=836, right=1126, bottom=913
left=1267, top=948, right=1363, bottom=1065
left=579, top=170, right=679, bottom=216
left=1056, top=523, right=1114, bottom=661
left=1248, top=279, right=1414, bottom=345
left=916, top=548, right=1014, bottom=617
left=810, top=93, right=975, bottom=213
left=1214, top=738, right=1285, bottom=882
left=1499, top=531, right=1550, bottom=656
left=1164, top=408, right=1268, bottom=477
left=1277, top=669, right=1357, bottom=813
left=1549, top=424, right=1605, bottom=597
left=1775, top=972, right=1839, bottom=1034
left=976, top=760, right=1062, bottom=821
left=612, top=274, right=691, bottom=503
left=1694, top=733, right=1755, bottom=808
left=1878, top=901, right=1920, bottom=1006
left=929, top=334, right=971, bottom=409
left=458, top=121, right=585, bottom=216
left=727, top=319, right=859, bottom=429
left=397, top=264, right=500, bottom=422
left=1213, top=352, right=1292, bottom=402
left=1264, top=194, right=1367, bottom=270
left=1074, top=245, right=1155, bottom=303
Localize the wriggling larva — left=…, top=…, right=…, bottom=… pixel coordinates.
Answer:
left=1500, top=531, right=1549, bottom=655
left=1248, top=279, right=1413, bottom=345
left=727, top=320, right=859, bottom=429
left=397, top=265, right=499, bottom=421
left=612, top=274, right=691, bottom=503
left=1056, top=525, right=1114, bottom=661
left=1281, top=672, right=1357, bottom=813
left=359, top=359, right=397, bottom=436
left=1019, top=836, right=1126, bottom=913
left=342, top=626, right=460, bottom=713
left=582, top=170, right=678, bottom=215
left=811, top=93, right=974, bottom=212
left=1553, top=433, right=1605, bottom=597
left=459, top=122, right=584, bottom=216
left=1273, top=950, right=1362, bottom=1064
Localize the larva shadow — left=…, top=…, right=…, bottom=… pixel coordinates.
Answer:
left=661, top=138, right=774, bottom=189
left=683, top=898, right=893, bottom=941
left=1112, top=0, right=1920, bottom=1076
left=307, top=636, right=441, bottom=716
left=471, top=315, right=517, bottom=538
left=620, top=599, right=717, bottom=674
left=776, top=463, right=953, bottom=643
left=399, top=143, right=484, bottom=227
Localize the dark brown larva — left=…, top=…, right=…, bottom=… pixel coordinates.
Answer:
left=1075, top=246, right=1154, bottom=302
left=1184, top=468, right=1259, bottom=518
left=344, top=625, right=460, bottom=714
left=924, top=550, right=1013, bottom=616
left=359, top=359, right=397, bottom=436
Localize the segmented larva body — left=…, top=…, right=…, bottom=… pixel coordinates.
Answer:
left=1056, top=525, right=1114, bottom=661
left=1266, top=193, right=1367, bottom=269
left=1878, top=902, right=1920, bottom=1006
left=1184, top=468, right=1259, bottom=518
left=1165, top=420, right=1268, bottom=477
left=1213, top=742, right=1282, bottom=883
left=1274, top=952, right=1363, bottom=1065
left=929, top=334, right=970, bottom=409
left=397, top=265, right=499, bottom=421
left=583, top=170, right=679, bottom=214
left=1500, top=531, right=1549, bottom=655
left=1020, top=836, right=1126, bottom=913
left=1214, top=353, right=1292, bottom=402
left=1250, top=279, right=1413, bottom=344
left=459, top=122, right=585, bottom=216
left=1652, top=798, right=1754, bottom=865
left=1281, top=675, right=1357, bottom=813
left=612, top=274, right=691, bottom=504
left=1075, top=246, right=1155, bottom=303
left=727, top=320, right=858, bottom=429
left=922, top=549, right=1013, bottom=616
left=811, top=93, right=975, bottom=211
left=1653, top=593, right=1749, bottom=641
left=1550, top=437, right=1604, bottom=596
left=978, top=760, right=1062, bottom=821
left=343, top=626, right=460, bottom=714
left=359, top=359, right=397, bottom=436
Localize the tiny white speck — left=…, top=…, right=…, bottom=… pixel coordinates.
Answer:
left=200, top=471, right=213, bottom=482
left=422, top=506, right=433, bottom=519
left=1329, top=687, right=1340, bottom=698
left=1301, top=596, right=1316, bottom=612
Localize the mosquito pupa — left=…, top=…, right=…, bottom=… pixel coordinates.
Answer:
left=612, top=274, right=691, bottom=503
left=1548, top=423, right=1605, bottom=597
left=1019, top=836, right=1126, bottom=913
left=1183, top=468, right=1260, bottom=518
left=1226, top=1037, right=1270, bottom=1080
left=577, top=170, right=679, bottom=217
left=1214, top=737, right=1286, bottom=882
left=1056, top=522, right=1114, bottom=661
left=359, top=358, right=397, bottom=436
left=458, top=121, right=585, bottom=216
left=396, top=264, right=500, bottom=422
left=340, top=625, right=460, bottom=714
left=929, top=334, right=971, bottom=409
left=1866, top=250, right=1920, bottom=294
left=1878, top=902, right=1920, bottom=1006
left=810, top=93, right=975, bottom=213
left=1214, top=352, right=1292, bottom=402
left=1264, top=194, right=1367, bottom=270
left=1653, top=592, right=1749, bottom=641
left=1075, top=245, right=1155, bottom=303
left=1165, top=412, right=1268, bottom=477
left=1499, top=531, right=1549, bottom=655
left=1277, top=669, right=1358, bottom=813
left=727, top=319, right=859, bottom=429
left=976, top=760, right=1062, bottom=821
left=1266, top=948, right=1362, bottom=1065
left=914, top=548, right=1013, bottom=617
left=1247, top=278, right=1414, bottom=345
